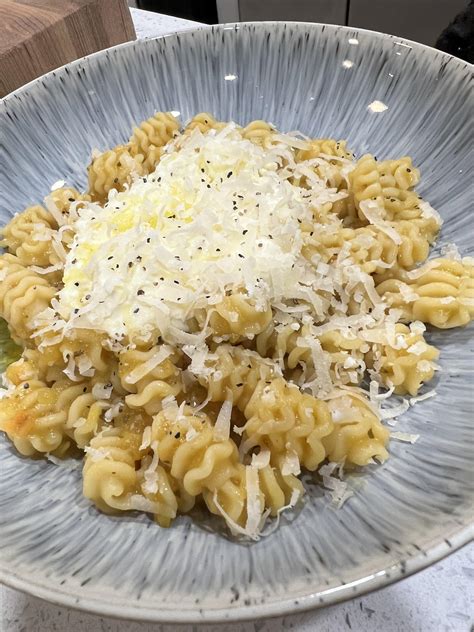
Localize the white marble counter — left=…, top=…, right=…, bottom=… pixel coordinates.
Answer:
left=1, top=9, right=473, bottom=632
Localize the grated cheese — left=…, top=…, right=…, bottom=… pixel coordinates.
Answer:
left=390, top=431, right=420, bottom=444
left=358, top=200, right=403, bottom=244
left=141, top=441, right=160, bottom=495
left=213, top=390, right=233, bottom=441
left=38, top=125, right=369, bottom=352
left=124, top=346, right=173, bottom=385
left=409, top=390, right=437, bottom=406
left=319, top=462, right=354, bottom=508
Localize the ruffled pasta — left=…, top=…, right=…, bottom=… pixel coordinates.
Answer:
left=0, top=204, right=55, bottom=255
left=350, top=154, right=418, bottom=212
left=196, top=344, right=278, bottom=411
left=241, top=377, right=333, bottom=472
left=88, top=145, right=145, bottom=203
left=152, top=405, right=304, bottom=528
left=129, top=111, right=180, bottom=171
left=356, top=222, right=431, bottom=273
left=0, top=378, right=75, bottom=456
left=208, top=293, right=273, bottom=340
left=377, top=258, right=474, bottom=328
left=241, top=120, right=276, bottom=146
left=184, top=112, right=226, bottom=135
left=323, top=393, right=390, bottom=466
left=294, top=138, right=356, bottom=221
left=118, top=345, right=183, bottom=414
left=365, top=324, right=439, bottom=396
left=256, top=324, right=366, bottom=387
left=0, top=254, right=55, bottom=344
left=83, top=428, right=141, bottom=512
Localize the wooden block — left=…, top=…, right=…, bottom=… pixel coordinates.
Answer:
left=0, top=0, right=136, bottom=97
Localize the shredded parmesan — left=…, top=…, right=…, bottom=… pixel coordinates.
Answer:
left=250, top=449, right=271, bottom=469
left=141, top=441, right=160, bottom=495
left=358, top=200, right=403, bottom=244
left=140, top=426, right=152, bottom=450
left=319, top=462, right=354, bottom=509
left=92, top=382, right=113, bottom=400
left=409, top=390, right=437, bottom=406
left=213, top=390, right=233, bottom=441
left=40, top=125, right=375, bottom=353
left=124, top=346, right=173, bottom=385
left=390, top=431, right=420, bottom=444
left=244, top=465, right=264, bottom=539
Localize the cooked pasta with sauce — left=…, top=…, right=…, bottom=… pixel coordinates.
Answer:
left=1, top=112, right=473, bottom=538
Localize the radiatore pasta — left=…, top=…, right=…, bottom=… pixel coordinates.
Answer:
left=0, top=111, right=472, bottom=538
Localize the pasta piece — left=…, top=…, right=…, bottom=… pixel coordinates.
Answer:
left=152, top=406, right=240, bottom=494
left=129, top=111, right=180, bottom=171
left=377, top=258, right=474, bottom=328
left=241, top=120, right=275, bottom=147
left=0, top=205, right=60, bottom=280
left=87, top=145, right=145, bottom=203
left=295, top=138, right=356, bottom=222
left=256, top=465, right=304, bottom=517
left=64, top=388, right=106, bottom=448
left=350, top=154, right=418, bottom=212
left=256, top=323, right=365, bottom=387
left=152, top=406, right=248, bottom=525
left=3, top=351, right=46, bottom=386
left=297, top=138, right=354, bottom=162
left=196, top=344, right=278, bottom=411
left=296, top=138, right=354, bottom=190
left=356, top=222, right=431, bottom=273
left=48, top=186, right=91, bottom=215
left=323, top=393, right=390, bottom=465
left=349, top=154, right=439, bottom=240
left=119, top=345, right=183, bottom=414
left=0, top=205, right=56, bottom=254
left=365, top=324, right=439, bottom=396
left=153, top=405, right=304, bottom=527
left=0, top=378, right=79, bottom=456
left=0, top=254, right=55, bottom=344
left=209, top=292, right=273, bottom=340
left=30, top=330, right=113, bottom=380
left=203, top=463, right=304, bottom=525
left=241, top=377, right=334, bottom=472
left=84, top=427, right=161, bottom=514
left=184, top=112, right=226, bottom=135
left=137, top=455, right=189, bottom=528
left=1, top=189, right=89, bottom=275
left=86, top=407, right=185, bottom=526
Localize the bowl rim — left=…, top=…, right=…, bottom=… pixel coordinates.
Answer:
left=1, top=527, right=472, bottom=623
left=1, top=20, right=473, bottom=623
left=1, top=19, right=472, bottom=108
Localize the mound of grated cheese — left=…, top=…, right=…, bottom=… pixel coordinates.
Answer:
left=39, top=124, right=353, bottom=350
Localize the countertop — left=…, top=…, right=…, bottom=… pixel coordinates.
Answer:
left=1, top=8, right=473, bottom=632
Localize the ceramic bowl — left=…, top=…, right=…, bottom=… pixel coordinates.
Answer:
left=0, top=22, right=473, bottom=623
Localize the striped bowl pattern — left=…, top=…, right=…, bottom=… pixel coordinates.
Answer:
left=0, top=22, right=473, bottom=623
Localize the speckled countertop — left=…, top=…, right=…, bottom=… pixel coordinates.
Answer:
left=1, top=9, right=473, bottom=632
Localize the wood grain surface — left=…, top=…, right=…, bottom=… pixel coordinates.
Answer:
left=0, top=0, right=135, bottom=96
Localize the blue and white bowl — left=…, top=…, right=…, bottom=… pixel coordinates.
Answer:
left=0, top=22, right=472, bottom=623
